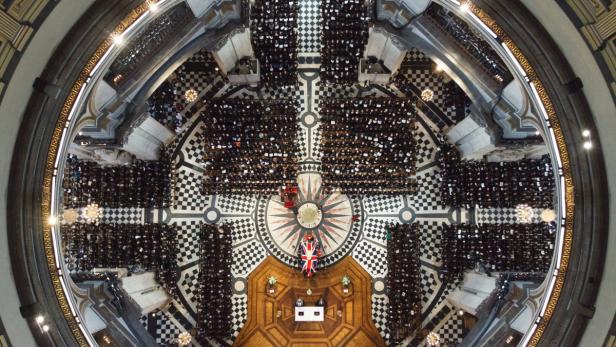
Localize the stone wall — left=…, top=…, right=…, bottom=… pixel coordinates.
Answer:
left=560, top=0, right=616, bottom=97
left=0, top=0, right=56, bottom=97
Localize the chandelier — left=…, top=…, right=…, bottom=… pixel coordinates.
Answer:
left=515, top=204, right=535, bottom=224
left=421, top=88, right=434, bottom=102
left=62, top=209, right=79, bottom=224
left=426, top=331, right=441, bottom=346
left=82, top=203, right=103, bottom=223
left=540, top=209, right=556, bottom=223
left=184, top=89, right=198, bottom=103
left=177, top=331, right=191, bottom=346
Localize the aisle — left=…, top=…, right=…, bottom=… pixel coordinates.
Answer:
left=298, top=0, right=321, bottom=53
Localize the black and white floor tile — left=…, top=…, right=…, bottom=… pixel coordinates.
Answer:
left=219, top=216, right=257, bottom=245
left=416, top=125, right=437, bottom=167
left=101, top=207, right=144, bottom=224
left=298, top=0, right=320, bottom=52
left=363, top=195, right=405, bottom=215
left=410, top=167, right=447, bottom=213
left=476, top=207, right=544, bottom=224
left=398, top=49, right=471, bottom=130
left=174, top=218, right=202, bottom=266
left=417, top=219, right=443, bottom=265
left=416, top=309, right=466, bottom=347
left=352, top=240, right=388, bottom=278
left=231, top=241, right=267, bottom=277
left=142, top=45, right=474, bottom=345
left=230, top=295, right=248, bottom=338
left=298, top=69, right=321, bottom=162
left=139, top=310, right=185, bottom=346
left=363, top=217, right=398, bottom=244
left=216, top=195, right=257, bottom=215
left=182, top=123, right=206, bottom=168
left=154, top=311, right=182, bottom=346
left=420, top=266, right=440, bottom=307
left=435, top=311, right=466, bottom=346
left=178, top=265, right=200, bottom=313
left=372, top=294, right=389, bottom=339
left=173, top=166, right=209, bottom=213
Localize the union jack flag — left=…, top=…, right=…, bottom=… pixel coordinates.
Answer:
left=300, top=237, right=321, bottom=277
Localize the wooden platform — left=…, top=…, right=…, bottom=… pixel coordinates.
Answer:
left=235, top=256, right=386, bottom=347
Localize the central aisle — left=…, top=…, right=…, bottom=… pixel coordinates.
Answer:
left=235, top=256, right=386, bottom=346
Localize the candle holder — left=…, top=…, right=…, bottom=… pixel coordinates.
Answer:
left=426, top=332, right=440, bottom=346
left=341, top=275, right=351, bottom=293
left=267, top=276, right=277, bottom=294
left=177, top=331, right=191, bottom=346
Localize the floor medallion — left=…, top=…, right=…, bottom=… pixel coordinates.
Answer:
left=259, top=172, right=362, bottom=267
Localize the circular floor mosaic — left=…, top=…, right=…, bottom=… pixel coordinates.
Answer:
left=258, top=173, right=363, bottom=267
left=296, top=202, right=323, bottom=228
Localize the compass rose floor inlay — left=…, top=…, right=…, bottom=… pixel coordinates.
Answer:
left=261, top=172, right=361, bottom=268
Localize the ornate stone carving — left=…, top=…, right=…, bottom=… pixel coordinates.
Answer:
left=41, top=3, right=149, bottom=346
left=212, top=26, right=249, bottom=51
left=467, top=4, right=575, bottom=347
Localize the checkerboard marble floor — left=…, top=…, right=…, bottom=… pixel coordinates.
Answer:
left=298, top=0, right=321, bottom=53
left=138, top=47, right=473, bottom=345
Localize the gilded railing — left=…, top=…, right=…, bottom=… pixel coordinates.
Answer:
left=42, top=4, right=151, bottom=345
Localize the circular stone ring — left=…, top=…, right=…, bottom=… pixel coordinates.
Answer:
left=296, top=202, right=323, bottom=229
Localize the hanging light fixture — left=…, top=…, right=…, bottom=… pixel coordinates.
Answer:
left=515, top=204, right=535, bottom=224
left=421, top=88, right=434, bottom=102
left=184, top=89, right=198, bottom=103
left=177, top=331, right=192, bottom=346
left=83, top=203, right=103, bottom=223
left=62, top=209, right=79, bottom=224
left=426, top=331, right=441, bottom=346
left=540, top=209, right=556, bottom=223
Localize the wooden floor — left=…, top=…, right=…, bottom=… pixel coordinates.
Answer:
left=235, top=256, right=386, bottom=347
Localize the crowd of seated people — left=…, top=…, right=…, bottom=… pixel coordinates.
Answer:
left=425, top=3, right=512, bottom=84
left=62, top=223, right=179, bottom=298
left=440, top=223, right=556, bottom=282
left=320, top=0, right=369, bottom=84
left=147, top=80, right=180, bottom=129
left=443, top=80, right=472, bottom=123
left=105, top=3, right=194, bottom=88
left=319, top=98, right=417, bottom=194
left=62, top=151, right=172, bottom=209
left=202, top=99, right=299, bottom=195
left=197, top=224, right=232, bottom=342
left=147, top=50, right=222, bottom=133
left=251, top=0, right=298, bottom=85
left=386, top=223, right=422, bottom=344
left=437, top=144, right=555, bottom=208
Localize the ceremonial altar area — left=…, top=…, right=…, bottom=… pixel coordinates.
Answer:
left=235, top=256, right=385, bottom=346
